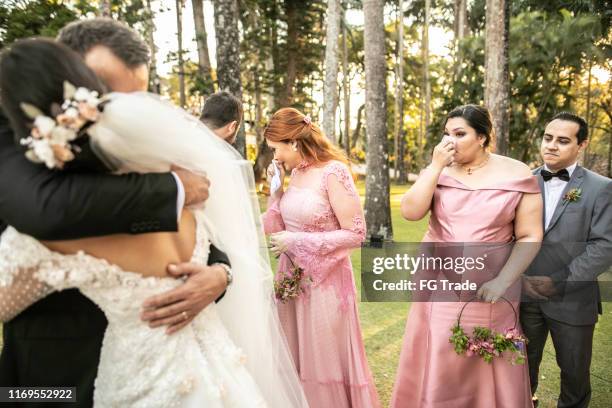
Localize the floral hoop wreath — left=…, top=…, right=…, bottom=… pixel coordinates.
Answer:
left=449, top=296, right=528, bottom=365
left=19, top=81, right=103, bottom=169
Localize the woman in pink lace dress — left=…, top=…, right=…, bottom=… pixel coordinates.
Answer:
left=262, top=108, right=380, bottom=408
left=392, top=105, right=543, bottom=407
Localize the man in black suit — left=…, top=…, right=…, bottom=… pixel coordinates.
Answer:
left=0, top=19, right=232, bottom=407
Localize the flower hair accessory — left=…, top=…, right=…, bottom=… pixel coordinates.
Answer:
left=303, top=115, right=311, bottom=125
left=19, top=81, right=102, bottom=169
left=449, top=297, right=528, bottom=365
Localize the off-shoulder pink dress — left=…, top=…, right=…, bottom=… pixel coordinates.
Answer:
left=391, top=173, right=541, bottom=408
left=263, top=160, right=380, bottom=408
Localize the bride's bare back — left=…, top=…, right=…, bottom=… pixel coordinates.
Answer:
left=42, top=211, right=197, bottom=278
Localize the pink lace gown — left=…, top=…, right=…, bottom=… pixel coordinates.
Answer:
left=263, top=160, right=380, bottom=408
left=391, top=173, right=540, bottom=408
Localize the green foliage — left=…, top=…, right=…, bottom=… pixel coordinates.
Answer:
left=0, top=0, right=78, bottom=48
left=239, top=0, right=326, bottom=113
left=0, top=0, right=154, bottom=49
left=401, top=0, right=456, bottom=31
left=450, top=323, right=469, bottom=354
left=433, top=8, right=608, bottom=163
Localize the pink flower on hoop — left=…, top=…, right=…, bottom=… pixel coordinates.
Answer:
left=303, top=115, right=312, bottom=125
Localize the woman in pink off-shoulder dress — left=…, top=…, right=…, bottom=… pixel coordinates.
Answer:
left=392, top=105, right=543, bottom=408
left=262, top=108, right=380, bottom=408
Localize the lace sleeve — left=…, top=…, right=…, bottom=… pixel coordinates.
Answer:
left=262, top=196, right=286, bottom=234
left=0, top=228, right=55, bottom=322
left=282, top=162, right=365, bottom=268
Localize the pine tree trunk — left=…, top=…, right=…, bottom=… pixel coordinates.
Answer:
left=282, top=0, right=298, bottom=107
left=352, top=104, right=365, bottom=149
left=396, top=0, right=407, bottom=184
left=342, top=16, right=350, bottom=158
left=484, top=0, right=509, bottom=155
left=454, top=0, right=468, bottom=75
left=213, top=0, right=246, bottom=157
left=268, top=0, right=282, bottom=110
left=192, top=0, right=214, bottom=94
left=398, top=128, right=407, bottom=183
left=322, top=0, right=341, bottom=143
left=254, top=71, right=263, bottom=145
left=421, top=0, right=431, bottom=166
left=176, top=0, right=186, bottom=108
left=363, top=0, right=393, bottom=241
left=144, top=0, right=160, bottom=93
left=584, top=61, right=593, bottom=166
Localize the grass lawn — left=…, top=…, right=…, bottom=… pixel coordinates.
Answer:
left=1, top=180, right=610, bottom=407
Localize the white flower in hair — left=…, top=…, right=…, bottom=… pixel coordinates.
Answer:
left=74, top=87, right=100, bottom=106
left=19, top=81, right=103, bottom=169
left=64, top=107, right=79, bottom=119
left=74, top=87, right=90, bottom=101
left=31, top=139, right=57, bottom=169
left=33, top=116, right=56, bottom=138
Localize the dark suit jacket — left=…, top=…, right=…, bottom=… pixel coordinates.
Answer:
left=0, top=111, right=179, bottom=239
left=0, top=109, right=229, bottom=407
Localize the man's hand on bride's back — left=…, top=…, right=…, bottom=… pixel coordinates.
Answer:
left=140, top=263, right=228, bottom=334
left=172, top=165, right=210, bottom=206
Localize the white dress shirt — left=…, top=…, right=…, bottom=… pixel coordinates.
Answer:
left=171, top=172, right=186, bottom=221
left=543, top=162, right=577, bottom=229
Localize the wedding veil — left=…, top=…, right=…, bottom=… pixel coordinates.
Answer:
left=88, top=92, right=308, bottom=408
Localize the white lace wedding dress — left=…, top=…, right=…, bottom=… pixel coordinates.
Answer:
left=0, top=210, right=267, bottom=408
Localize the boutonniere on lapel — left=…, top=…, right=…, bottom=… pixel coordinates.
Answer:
left=563, top=188, right=582, bottom=203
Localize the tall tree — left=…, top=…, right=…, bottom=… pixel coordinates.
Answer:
left=176, top=0, right=187, bottom=108
left=342, top=13, right=350, bottom=158
left=484, top=0, right=510, bottom=154
left=454, top=0, right=468, bottom=71
left=363, top=0, right=393, bottom=241
left=213, top=0, right=246, bottom=156
left=192, top=0, right=214, bottom=94
left=268, top=0, right=282, bottom=110
left=583, top=60, right=593, bottom=165
left=420, top=0, right=431, bottom=168
left=395, top=0, right=407, bottom=184
left=322, top=0, right=341, bottom=143
left=282, top=0, right=299, bottom=106
left=144, top=0, right=160, bottom=93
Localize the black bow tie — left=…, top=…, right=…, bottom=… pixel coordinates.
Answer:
left=541, top=168, right=570, bottom=182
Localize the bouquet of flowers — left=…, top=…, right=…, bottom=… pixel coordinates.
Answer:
left=449, top=297, right=527, bottom=365
left=274, top=253, right=312, bottom=303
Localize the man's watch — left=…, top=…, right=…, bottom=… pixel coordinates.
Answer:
left=213, top=263, right=233, bottom=287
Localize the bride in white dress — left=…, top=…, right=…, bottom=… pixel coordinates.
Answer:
left=0, top=38, right=308, bottom=408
